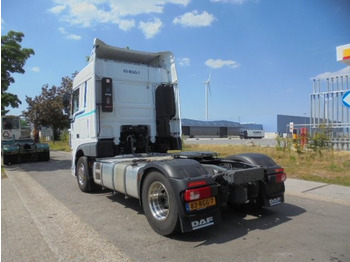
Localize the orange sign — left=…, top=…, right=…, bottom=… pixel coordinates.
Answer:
left=343, top=48, right=350, bottom=60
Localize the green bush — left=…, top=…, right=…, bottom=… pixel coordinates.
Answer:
left=275, top=136, right=293, bottom=153
left=307, top=125, right=331, bottom=156
left=60, top=129, right=70, bottom=142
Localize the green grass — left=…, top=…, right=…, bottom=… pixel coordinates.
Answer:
left=181, top=143, right=350, bottom=187
left=47, top=140, right=71, bottom=152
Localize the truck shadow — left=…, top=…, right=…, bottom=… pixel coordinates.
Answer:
left=172, top=203, right=306, bottom=245
left=105, top=190, right=306, bottom=245
left=105, top=191, right=144, bottom=213
left=3, top=157, right=71, bottom=173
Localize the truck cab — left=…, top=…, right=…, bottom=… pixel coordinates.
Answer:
left=70, top=39, right=182, bottom=173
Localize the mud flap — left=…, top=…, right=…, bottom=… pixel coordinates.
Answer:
left=179, top=211, right=221, bottom=233
left=264, top=194, right=284, bottom=207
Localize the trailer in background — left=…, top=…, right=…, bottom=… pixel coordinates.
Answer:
left=1, top=116, right=50, bottom=165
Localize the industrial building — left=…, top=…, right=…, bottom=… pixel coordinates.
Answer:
left=277, top=115, right=309, bottom=135
left=181, top=119, right=264, bottom=138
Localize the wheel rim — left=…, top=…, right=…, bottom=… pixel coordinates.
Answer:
left=148, top=181, right=170, bottom=221
left=77, top=162, right=86, bottom=186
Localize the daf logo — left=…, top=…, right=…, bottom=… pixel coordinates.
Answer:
left=269, top=197, right=281, bottom=206
left=191, top=216, right=214, bottom=230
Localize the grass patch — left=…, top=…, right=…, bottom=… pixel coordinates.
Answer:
left=46, top=140, right=71, bottom=152
left=182, top=142, right=350, bottom=187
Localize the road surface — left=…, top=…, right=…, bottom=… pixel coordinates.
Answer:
left=2, top=151, right=350, bottom=262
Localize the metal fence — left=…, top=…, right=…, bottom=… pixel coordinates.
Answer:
left=309, top=74, right=350, bottom=150
left=286, top=123, right=350, bottom=151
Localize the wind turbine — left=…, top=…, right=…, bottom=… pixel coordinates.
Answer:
left=203, top=70, right=211, bottom=121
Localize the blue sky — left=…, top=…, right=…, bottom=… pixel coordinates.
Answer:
left=2, top=0, right=350, bottom=131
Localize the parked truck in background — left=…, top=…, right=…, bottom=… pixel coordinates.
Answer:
left=70, top=39, right=286, bottom=235
left=1, top=115, right=50, bottom=165
left=239, top=129, right=265, bottom=139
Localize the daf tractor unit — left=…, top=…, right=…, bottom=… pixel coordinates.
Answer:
left=70, top=39, right=286, bottom=235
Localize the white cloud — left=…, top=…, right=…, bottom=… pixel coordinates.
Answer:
left=169, top=0, right=191, bottom=5
left=58, top=27, right=66, bottom=34
left=49, top=4, right=66, bottom=14
left=178, top=57, right=190, bottom=66
left=107, top=0, right=190, bottom=16
left=31, top=67, right=40, bottom=72
left=58, top=27, right=82, bottom=40
left=139, top=18, right=163, bottom=39
left=67, top=34, right=82, bottom=40
left=118, top=19, right=136, bottom=31
left=65, top=2, right=103, bottom=27
left=211, top=0, right=247, bottom=4
left=49, top=0, right=189, bottom=34
left=205, top=58, right=240, bottom=69
left=1, top=18, right=5, bottom=30
left=313, top=66, right=350, bottom=80
left=173, top=10, right=216, bottom=27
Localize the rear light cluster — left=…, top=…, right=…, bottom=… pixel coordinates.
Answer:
left=184, top=181, right=212, bottom=202
left=269, top=168, right=287, bottom=183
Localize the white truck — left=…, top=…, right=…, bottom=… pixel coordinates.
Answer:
left=70, top=39, right=286, bottom=235
left=239, top=129, right=265, bottom=139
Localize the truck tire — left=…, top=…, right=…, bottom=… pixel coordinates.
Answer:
left=39, top=152, right=50, bottom=161
left=76, top=156, right=91, bottom=192
left=246, top=198, right=264, bottom=211
left=3, top=155, right=10, bottom=165
left=43, top=151, right=50, bottom=161
left=142, top=171, right=180, bottom=236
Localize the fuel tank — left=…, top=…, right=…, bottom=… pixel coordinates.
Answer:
left=93, top=154, right=173, bottom=198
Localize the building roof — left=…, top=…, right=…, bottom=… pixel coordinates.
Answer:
left=181, top=118, right=242, bottom=128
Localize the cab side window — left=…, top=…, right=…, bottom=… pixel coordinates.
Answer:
left=72, top=88, right=80, bottom=114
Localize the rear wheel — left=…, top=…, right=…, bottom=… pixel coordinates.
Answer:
left=142, top=171, right=180, bottom=236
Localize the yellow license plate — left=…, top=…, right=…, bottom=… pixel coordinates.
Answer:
left=186, top=197, right=216, bottom=211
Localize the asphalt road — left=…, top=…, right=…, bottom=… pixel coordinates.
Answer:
left=2, top=151, right=350, bottom=262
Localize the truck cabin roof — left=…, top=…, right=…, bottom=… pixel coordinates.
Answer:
left=93, top=38, right=172, bottom=67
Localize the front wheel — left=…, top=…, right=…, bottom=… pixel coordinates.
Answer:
left=76, top=156, right=91, bottom=192
left=142, top=171, right=180, bottom=236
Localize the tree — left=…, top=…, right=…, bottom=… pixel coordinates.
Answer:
left=23, top=74, right=75, bottom=140
left=1, top=31, right=34, bottom=115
